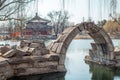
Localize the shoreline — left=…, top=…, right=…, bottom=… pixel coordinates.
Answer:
left=74, top=35, right=120, bottom=39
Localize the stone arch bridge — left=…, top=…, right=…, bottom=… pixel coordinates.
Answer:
left=48, top=22, right=115, bottom=70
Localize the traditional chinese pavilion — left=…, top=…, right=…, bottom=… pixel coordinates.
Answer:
left=23, top=13, right=52, bottom=39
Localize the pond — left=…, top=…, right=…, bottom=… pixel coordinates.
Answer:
left=8, top=39, right=120, bottom=80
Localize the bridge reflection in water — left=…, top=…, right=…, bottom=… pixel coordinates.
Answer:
left=87, top=63, right=114, bottom=80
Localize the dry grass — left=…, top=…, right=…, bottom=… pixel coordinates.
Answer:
left=103, top=20, right=120, bottom=35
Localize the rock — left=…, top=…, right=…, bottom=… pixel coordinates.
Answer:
left=32, top=48, right=49, bottom=56
left=30, top=42, right=46, bottom=49
left=5, top=44, right=11, bottom=49
left=47, top=42, right=54, bottom=50
left=27, top=48, right=35, bottom=53
left=0, top=57, right=14, bottom=78
left=48, top=54, right=59, bottom=61
left=16, top=46, right=29, bottom=53
left=31, top=56, right=48, bottom=62
left=58, top=54, right=65, bottom=65
left=14, top=68, right=26, bottom=74
left=8, top=56, right=33, bottom=64
left=0, top=72, right=6, bottom=80
left=32, top=40, right=46, bottom=48
left=57, top=65, right=66, bottom=72
left=29, top=43, right=40, bottom=48
left=20, top=40, right=31, bottom=48
left=89, top=49, right=94, bottom=59
left=15, top=49, right=30, bottom=58
left=41, top=49, right=49, bottom=55
left=33, top=49, right=41, bottom=56
left=51, top=43, right=59, bottom=52
left=2, top=49, right=15, bottom=58
left=0, top=46, right=11, bottom=54
left=0, top=57, right=8, bottom=66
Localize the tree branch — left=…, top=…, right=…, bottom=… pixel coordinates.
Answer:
left=0, top=0, right=34, bottom=11
left=0, top=0, right=7, bottom=7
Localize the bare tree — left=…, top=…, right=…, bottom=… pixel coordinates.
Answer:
left=110, top=0, right=117, bottom=17
left=48, top=11, right=69, bottom=37
left=0, top=0, right=35, bottom=21
left=0, top=0, right=35, bottom=39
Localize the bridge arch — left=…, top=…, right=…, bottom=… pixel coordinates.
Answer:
left=47, top=22, right=114, bottom=65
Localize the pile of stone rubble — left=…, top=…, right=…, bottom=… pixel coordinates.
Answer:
left=0, top=40, right=60, bottom=80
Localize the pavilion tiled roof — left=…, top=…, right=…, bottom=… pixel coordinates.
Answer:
left=28, top=13, right=50, bottom=23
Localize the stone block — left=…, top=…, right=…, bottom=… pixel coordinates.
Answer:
left=0, top=46, right=11, bottom=54
left=55, top=34, right=63, bottom=42
left=42, top=49, right=49, bottom=55
left=29, top=43, right=40, bottom=48
left=114, top=51, right=120, bottom=56
left=56, top=44, right=67, bottom=54
left=62, top=27, right=74, bottom=34
left=20, top=40, right=30, bottom=48
left=14, top=68, right=26, bottom=74
left=16, top=67, right=53, bottom=76
left=115, top=56, right=120, bottom=60
left=48, top=54, right=59, bottom=61
left=15, top=49, right=30, bottom=57
left=60, top=46, right=67, bottom=54
left=32, top=40, right=46, bottom=48
left=91, top=43, right=97, bottom=50
left=107, top=43, right=114, bottom=52
left=57, top=34, right=68, bottom=42
left=89, top=49, right=94, bottom=59
left=27, top=48, right=35, bottom=53
left=0, top=72, right=6, bottom=80
left=35, top=61, right=58, bottom=68
left=16, top=46, right=29, bottom=53
left=0, top=57, right=8, bottom=67
left=78, top=24, right=85, bottom=30
left=115, top=60, right=120, bottom=67
left=32, top=40, right=44, bottom=43
left=2, top=49, right=15, bottom=58
left=57, top=65, right=66, bottom=72
left=59, top=54, right=66, bottom=65
left=63, top=27, right=80, bottom=45
left=56, top=43, right=63, bottom=54
left=49, top=65, right=57, bottom=69
left=12, top=63, right=33, bottom=69
left=47, top=42, right=54, bottom=50
left=31, top=56, right=48, bottom=62
left=0, top=58, right=14, bottom=78
left=109, top=51, right=114, bottom=60
left=51, top=43, right=59, bottom=52
left=33, top=49, right=41, bottom=56
left=8, top=57, right=33, bottom=64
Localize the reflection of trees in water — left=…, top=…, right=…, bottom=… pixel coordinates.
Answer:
left=8, top=72, right=65, bottom=80
left=88, top=63, right=118, bottom=80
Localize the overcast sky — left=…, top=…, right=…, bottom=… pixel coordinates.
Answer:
left=27, top=0, right=120, bottom=24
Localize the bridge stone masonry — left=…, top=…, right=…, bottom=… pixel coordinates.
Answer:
left=47, top=22, right=115, bottom=66
left=0, top=22, right=120, bottom=80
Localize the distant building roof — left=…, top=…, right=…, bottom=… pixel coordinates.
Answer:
left=27, top=13, right=50, bottom=23
left=26, top=22, right=52, bottom=31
